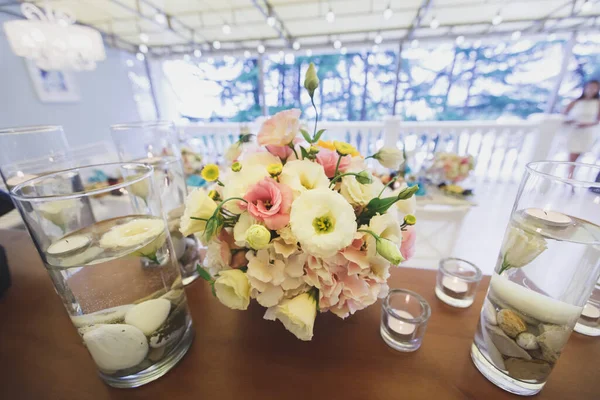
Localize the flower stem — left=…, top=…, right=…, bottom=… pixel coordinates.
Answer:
left=332, top=154, right=343, bottom=180
left=329, top=172, right=362, bottom=187
left=498, top=263, right=510, bottom=275
left=377, top=176, right=398, bottom=198
left=311, top=96, right=318, bottom=137
left=289, top=142, right=300, bottom=160
left=357, top=229, right=380, bottom=241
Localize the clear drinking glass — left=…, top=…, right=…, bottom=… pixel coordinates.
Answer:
left=110, top=121, right=201, bottom=285
left=381, top=289, right=431, bottom=352
left=0, top=125, right=72, bottom=189
left=574, top=277, right=600, bottom=336
left=471, top=161, right=600, bottom=396
left=435, top=257, right=482, bottom=308
left=10, top=163, right=194, bottom=388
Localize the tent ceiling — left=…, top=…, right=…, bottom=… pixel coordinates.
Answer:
left=2, top=0, right=599, bottom=55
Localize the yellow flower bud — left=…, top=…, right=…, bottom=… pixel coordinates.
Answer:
left=231, top=162, right=242, bottom=172
left=333, top=141, right=359, bottom=156
left=404, top=214, right=416, bottom=226
left=304, top=62, right=319, bottom=97
left=245, top=224, right=271, bottom=250
left=267, top=163, right=283, bottom=177
left=201, top=164, right=220, bottom=182
left=208, top=190, right=220, bottom=201
left=308, top=146, right=320, bottom=155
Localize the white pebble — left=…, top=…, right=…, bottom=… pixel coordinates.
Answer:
left=83, top=324, right=148, bottom=372
left=483, top=300, right=498, bottom=325
left=71, top=304, right=134, bottom=327
left=125, top=299, right=171, bottom=335
left=516, top=332, right=539, bottom=350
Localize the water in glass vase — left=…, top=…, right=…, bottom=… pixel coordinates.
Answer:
left=44, top=215, right=193, bottom=388
left=471, top=211, right=600, bottom=396
left=136, top=155, right=201, bottom=285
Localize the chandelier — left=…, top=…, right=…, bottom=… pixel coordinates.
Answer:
left=3, top=2, right=106, bottom=71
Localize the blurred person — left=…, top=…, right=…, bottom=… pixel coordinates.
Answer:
left=562, top=80, right=600, bottom=177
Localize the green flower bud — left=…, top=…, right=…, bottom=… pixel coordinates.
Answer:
left=245, top=224, right=271, bottom=250
left=356, top=170, right=373, bottom=185
left=304, top=62, right=319, bottom=98
left=231, top=162, right=242, bottom=172
left=376, top=238, right=404, bottom=265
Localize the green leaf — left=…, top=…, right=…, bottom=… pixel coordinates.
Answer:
left=300, top=129, right=312, bottom=143
left=300, top=146, right=310, bottom=159
left=313, top=129, right=326, bottom=142
left=196, top=264, right=214, bottom=283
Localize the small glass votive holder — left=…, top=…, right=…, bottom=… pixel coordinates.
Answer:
left=435, top=257, right=482, bottom=308
left=575, top=280, right=600, bottom=336
left=381, top=289, right=431, bottom=352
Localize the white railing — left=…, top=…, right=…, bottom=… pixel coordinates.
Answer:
left=178, top=115, right=564, bottom=182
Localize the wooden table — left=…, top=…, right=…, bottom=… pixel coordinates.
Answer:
left=0, top=229, right=598, bottom=400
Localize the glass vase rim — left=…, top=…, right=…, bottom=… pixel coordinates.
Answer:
left=383, top=288, right=431, bottom=324
left=110, top=120, right=175, bottom=131
left=10, top=162, right=153, bottom=202
left=439, top=257, right=482, bottom=282
left=526, top=161, right=600, bottom=187
left=0, top=125, right=63, bottom=136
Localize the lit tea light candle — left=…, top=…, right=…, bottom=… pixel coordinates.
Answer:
left=581, top=303, right=600, bottom=320
left=47, top=235, right=90, bottom=256
left=525, top=208, right=572, bottom=227
left=388, top=310, right=416, bottom=336
left=442, top=276, right=468, bottom=296
left=6, top=172, right=37, bottom=189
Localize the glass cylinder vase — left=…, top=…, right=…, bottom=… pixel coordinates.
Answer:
left=110, top=121, right=201, bottom=285
left=471, top=161, right=600, bottom=396
left=10, top=163, right=194, bottom=388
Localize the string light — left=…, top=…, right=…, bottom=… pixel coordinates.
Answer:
left=548, top=33, right=557, bottom=41
left=340, top=46, right=347, bottom=54
left=154, top=13, right=167, bottom=25
left=374, top=33, right=383, bottom=44
left=492, top=11, right=503, bottom=26
left=139, top=33, right=149, bottom=43
left=326, top=8, right=335, bottom=23
left=139, top=44, right=148, bottom=53
left=222, top=23, right=231, bottom=34
left=411, top=39, right=419, bottom=48
left=244, top=50, right=251, bottom=58
left=213, top=40, right=221, bottom=49
left=126, top=59, right=134, bottom=67
left=257, top=44, right=265, bottom=53
left=372, top=44, right=379, bottom=53
left=278, top=50, right=285, bottom=59
left=194, top=49, right=202, bottom=58
left=267, top=16, right=276, bottom=26
left=333, top=39, right=342, bottom=49
left=136, top=52, right=145, bottom=61
left=383, top=3, right=393, bottom=20
left=430, top=16, right=439, bottom=29
left=455, top=35, right=465, bottom=45
left=292, top=41, right=301, bottom=50
left=511, top=30, right=522, bottom=40
left=306, top=49, right=313, bottom=57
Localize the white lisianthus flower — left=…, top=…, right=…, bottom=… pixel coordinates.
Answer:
left=279, top=160, right=330, bottom=198
left=222, top=165, right=269, bottom=213
left=214, top=270, right=251, bottom=310
left=224, top=142, right=242, bottom=164
left=340, top=175, right=384, bottom=207
left=179, top=189, right=218, bottom=237
left=290, top=188, right=357, bottom=258
left=392, top=183, right=417, bottom=216
left=99, top=218, right=166, bottom=257
left=240, top=151, right=281, bottom=168
left=233, top=212, right=260, bottom=247
left=500, top=226, right=547, bottom=272
left=264, top=292, right=317, bottom=341
left=373, top=148, right=404, bottom=169
left=204, top=239, right=231, bottom=276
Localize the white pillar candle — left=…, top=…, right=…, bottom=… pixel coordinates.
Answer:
left=47, top=235, right=90, bottom=256
left=388, top=310, right=416, bottom=336
left=525, top=208, right=572, bottom=227
left=581, top=303, right=600, bottom=320
left=6, top=173, right=37, bottom=189
left=442, top=276, right=468, bottom=295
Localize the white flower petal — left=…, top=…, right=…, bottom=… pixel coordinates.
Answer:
left=279, top=160, right=330, bottom=198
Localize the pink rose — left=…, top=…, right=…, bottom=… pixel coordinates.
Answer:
left=240, top=178, right=293, bottom=230
left=400, top=226, right=416, bottom=261
left=257, top=109, right=301, bottom=147
left=316, top=149, right=351, bottom=178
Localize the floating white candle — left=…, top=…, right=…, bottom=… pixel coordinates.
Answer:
left=6, top=173, right=37, bottom=189
left=47, top=235, right=90, bottom=256
left=525, top=208, right=572, bottom=227
left=582, top=303, right=600, bottom=320
left=388, top=310, right=416, bottom=336
left=442, top=276, right=468, bottom=295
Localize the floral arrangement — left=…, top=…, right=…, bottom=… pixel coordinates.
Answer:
left=179, top=63, right=418, bottom=341
left=428, top=152, right=475, bottom=184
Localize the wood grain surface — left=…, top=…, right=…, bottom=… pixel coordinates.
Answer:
left=0, top=229, right=598, bottom=400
